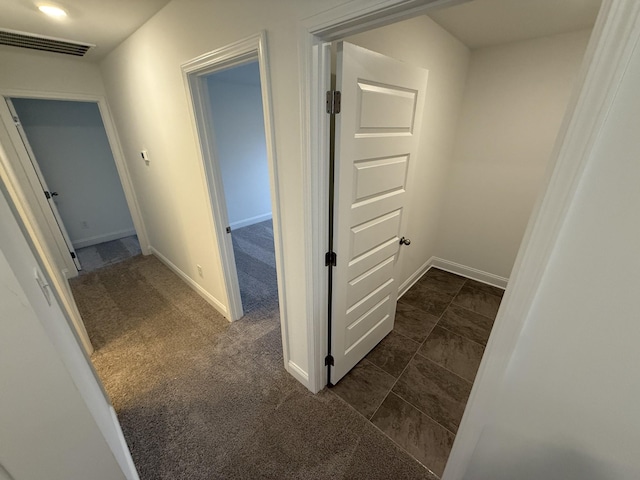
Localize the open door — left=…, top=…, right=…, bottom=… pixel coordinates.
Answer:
left=329, top=42, right=428, bottom=383
left=5, top=98, right=81, bottom=272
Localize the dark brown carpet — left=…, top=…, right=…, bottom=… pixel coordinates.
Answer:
left=231, top=219, right=278, bottom=313
left=70, top=255, right=434, bottom=480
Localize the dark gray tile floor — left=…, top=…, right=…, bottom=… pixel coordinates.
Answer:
left=330, top=268, right=504, bottom=477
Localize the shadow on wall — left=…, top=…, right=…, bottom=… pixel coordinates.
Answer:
left=464, top=427, right=623, bottom=480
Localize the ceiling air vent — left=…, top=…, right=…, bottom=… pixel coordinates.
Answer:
left=0, top=28, right=94, bottom=57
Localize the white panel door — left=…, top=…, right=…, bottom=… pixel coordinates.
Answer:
left=5, top=98, right=81, bottom=271
left=331, top=42, right=428, bottom=383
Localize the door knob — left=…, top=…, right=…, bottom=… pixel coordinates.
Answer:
left=51, top=191, right=59, bottom=197
left=399, top=237, right=411, bottom=246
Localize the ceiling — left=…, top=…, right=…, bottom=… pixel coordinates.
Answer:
left=0, top=0, right=171, bottom=60
left=0, top=0, right=604, bottom=61
left=429, top=0, right=603, bottom=49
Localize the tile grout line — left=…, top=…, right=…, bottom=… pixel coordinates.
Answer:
left=338, top=271, right=496, bottom=474
left=368, top=276, right=461, bottom=427
left=412, top=349, right=473, bottom=386
left=369, top=275, right=470, bottom=433
left=434, top=323, right=488, bottom=349
left=372, top=393, right=444, bottom=479
left=329, top=387, right=442, bottom=479
left=450, top=279, right=502, bottom=318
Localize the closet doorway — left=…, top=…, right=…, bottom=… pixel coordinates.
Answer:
left=6, top=97, right=143, bottom=275
left=182, top=33, right=286, bottom=328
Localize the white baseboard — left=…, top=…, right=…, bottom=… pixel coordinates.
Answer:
left=72, top=228, right=137, bottom=249
left=229, top=212, right=272, bottom=230
left=398, top=257, right=434, bottom=299
left=398, top=256, right=508, bottom=299
left=149, top=246, right=229, bottom=319
left=287, top=360, right=310, bottom=385
left=430, top=257, right=508, bottom=289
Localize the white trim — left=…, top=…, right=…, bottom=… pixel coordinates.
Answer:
left=0, top=99, right=78, bottom=275
left=0, top=184, right=137, bottom=480
left=180, top=32, right=292, bottom=373
left=429, top=258, right=508, bottom=290
left=109, top=407, right=140, bottom=480
left=229, top=212, right=272, bottom=230
left=300, top=1, right=634, bottom=472
left=150, top=246, right=228, bottom=318
left=0, top=88, right=151, bottom=357
left=299, top=0, right=481, bottom=394
left=287, top=360, right=310, bottom=384
left=398, top=256, right=507, bottom=299
left=96, top=98, right=151, bottom=257
left=72, top=228, right=137, bottom=249
left=0, top=100, right=93, bottom=354
left=398, top=257, right=432, bottom=298
left=444, top=1, right=639, bottom=477
left=0, top=89, right=150, bottom=257
left=183, top=54, right=244, bottom=322
left=298, top=35, right=331, bottom=393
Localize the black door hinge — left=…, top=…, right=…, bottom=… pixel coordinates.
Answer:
left=325, top=355, right=334, bottom=366
left=326, top=90, right=341, bottom=115
left=325, top=251, right=337, bottom=266
left=226, top=226, right=231, bottom=234
left=70, top=252, right=76, bottom=259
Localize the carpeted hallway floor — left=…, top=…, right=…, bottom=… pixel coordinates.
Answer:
left=231, top=219, right=278, bottom=313
left=70, top=254, right=434, bottom=480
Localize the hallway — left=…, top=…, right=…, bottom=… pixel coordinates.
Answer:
left=70, top=255, right=434, bottom=479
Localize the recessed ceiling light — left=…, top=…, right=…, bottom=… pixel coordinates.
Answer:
left=38, top=4, right=68, bottom=18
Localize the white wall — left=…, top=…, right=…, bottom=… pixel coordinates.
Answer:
left=435, top=30, right=591, bottom=279
left=0, top=185, right=133, bottom=479
left=454, top=28, right=640, bottom=480
left=0, top=48, right=121, bottom=354
left=98, top=0, right=346, bottom=380
left=207, top=62, right=271, bottom=229
left=11, top=98, right=135, bottom=248
left=0, top=48, right=110, bottom=274
left=345, top=15, right=471, bottom=288
left=0, top=47, right=106, bottom=96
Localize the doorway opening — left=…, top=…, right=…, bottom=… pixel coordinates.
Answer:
left=7, top=98, right=141, bottom=275
left=311, top=0, right=603, bottom=476
left=205, top=61, right=279, bottom=315
left=182, top=33, right=288, bottom=346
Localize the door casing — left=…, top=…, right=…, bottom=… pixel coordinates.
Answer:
left=300, top=0, right=632, bottom=476
left=0, top=90, right=149, bottom=355
left=6, top=97, right=83, bottom=271
left=181, top=32, right=294, bottom=377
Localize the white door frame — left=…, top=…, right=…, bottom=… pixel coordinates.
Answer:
left=300, top=0, right=636, bottom=475
left=181, top=32, right=292, bottom=365
left=5, top=97, right=82, bottom=271
left=0, top=90, right=150, bottom=354
left=0, top=90, right=150, bottom=268
left=299, top=0, right=473, bottom=394
left=0, top=184, right=139, bottom=480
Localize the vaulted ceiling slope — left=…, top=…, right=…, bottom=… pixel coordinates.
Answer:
left=429, top=0, right=602, bottom=49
